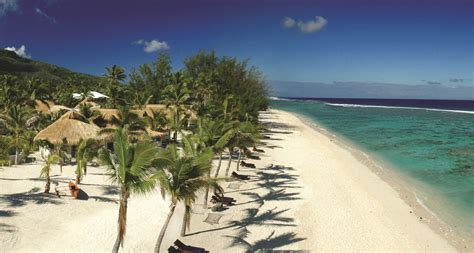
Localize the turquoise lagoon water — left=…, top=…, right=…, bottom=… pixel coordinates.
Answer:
left=271, top=99, right=474, bottom=238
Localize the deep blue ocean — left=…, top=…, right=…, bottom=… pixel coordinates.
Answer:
left=271, top=97, right=474, bottom=238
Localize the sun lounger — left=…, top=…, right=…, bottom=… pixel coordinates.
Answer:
left=240, top=161, right=256, bottom=168
left=211, top=194, right=235, bottom=205
left=248, top=154, right=260, bottom=160
left=210, top=202, right=225, bottom=211
left=231, top=171, right=250, bottom=180
left=174, top=239, right=208, bottom=253
left=168, top=246, right=181, bottom=253
left=252, top=147, right=265, bottom=153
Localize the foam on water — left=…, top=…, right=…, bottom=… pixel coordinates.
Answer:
left=326, top=103, right=474, bottom=114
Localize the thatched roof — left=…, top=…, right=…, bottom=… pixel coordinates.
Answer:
left=34, top=100, right=72, bottom=114
left=60, top=110, right=88, bottom=121
left=50, top=105, right=72, bottom=113
left=35, top=100, right=56, bottom=114
left=34, top=118, right=104, bottom=146
left=146, top=127, right=166, bottom=139
left=96, top=109, right=119, bottom=121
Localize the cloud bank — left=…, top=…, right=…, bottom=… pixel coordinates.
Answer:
left=133, top=39, right=170, bottom=53
left=0, top=0, right=19, bottom=17
left=35, top=7, right=57, bottom=23
left=4, top=45, right=31, bottom=58
left=283, top=16, right=327, bottom=34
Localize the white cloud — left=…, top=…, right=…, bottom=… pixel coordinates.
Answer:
left=297, top=16, right=327, bottom=33
left=283, top=17, right=296, bottom=28
left=5, top=45, right=31, bottom=58
left=133, top=39, right=170, bottom=53
left=283, top=16, right=328, bottom=34
left=35, top=7, right=57, bottom=23
left=0, top=0, right=19, bottom=17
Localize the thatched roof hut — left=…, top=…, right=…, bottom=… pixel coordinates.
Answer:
left=35, top=100, right=56, bottom=114
left=34, top=118, right=104, bottom=146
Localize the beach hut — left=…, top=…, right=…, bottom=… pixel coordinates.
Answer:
left=34, top=117, right=104, bottom=146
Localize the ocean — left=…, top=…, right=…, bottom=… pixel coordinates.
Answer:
left=270, top=97, right=474, bottom=239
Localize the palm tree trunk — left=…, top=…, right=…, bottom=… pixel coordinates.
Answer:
left=236, top=150, right=242, bottom=171
left=155, top=203, right=176, bottom=253
left=225, top=150, right=233, bottom=178
left=14, top=134, right=19, bottom=165
left=45, top=176, right=50, bottom=193
left=180, top=205, right=190, bottom=237
left=203, top=169, right=211, bottom=207
left=213, top=152, right=223, bottom=178
left=14, top=148, right=19, bottom=165
left=112, top=190, right=129, bottom=253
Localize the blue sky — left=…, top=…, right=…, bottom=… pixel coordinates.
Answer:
left=0, top=0, right=472, bottom=86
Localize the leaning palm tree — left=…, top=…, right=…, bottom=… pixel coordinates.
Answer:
left=153, top=138, right=218, bottom=252
left=233, top=121, right=259, bottom=171
left=216, top=121, right=259, bottom=177
left=195, top=117, right=227, bottom=206
left=40, top=154, right=61, bottom=193
left=99, top=128, right=158, bottom=253
left=75, top=139, right=98, bottom=184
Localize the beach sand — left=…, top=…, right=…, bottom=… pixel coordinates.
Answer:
left=0, top=109, right=462, bottom=252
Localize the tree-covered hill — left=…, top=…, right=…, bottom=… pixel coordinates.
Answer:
left=0, top=49, right=102, bottom=83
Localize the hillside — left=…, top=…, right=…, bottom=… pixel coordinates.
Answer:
left=0, top=49, right=102, bottom=83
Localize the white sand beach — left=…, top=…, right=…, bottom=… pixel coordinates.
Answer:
left=0, top=109, right=462, bottom=252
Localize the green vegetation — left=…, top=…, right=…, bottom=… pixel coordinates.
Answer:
left=0, top=49, right=268, bottom=252
left=99, top=128, right=158, bottom=253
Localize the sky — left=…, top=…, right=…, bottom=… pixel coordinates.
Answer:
left=0, top=0, right=473, bottom=87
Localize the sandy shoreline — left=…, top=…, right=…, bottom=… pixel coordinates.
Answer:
left=291, top=110, right=473, bottom=251
left=0, top=109, right=466, bottom=252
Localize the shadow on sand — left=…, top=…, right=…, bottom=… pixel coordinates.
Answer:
left=0, top=187, right=63, bottom=207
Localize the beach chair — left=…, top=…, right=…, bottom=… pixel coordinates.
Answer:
left=252, top=147, right=265, bottom=153
left=247, top=154, right=261, bottom=160
left=211, top=193, right=236, bottom=204
left=174, top=239, right=208, bottom=253
left=211, top=195, right=235, bottom=206
left=240, top=161, right=256, bottom=168
left=167, top=246, right=181, bottom=253
left=231, top=171, right=250, bottom=180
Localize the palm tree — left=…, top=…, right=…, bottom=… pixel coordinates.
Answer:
left=166, top=110, right=189, bottom=143
left=100, top=107, right=147, bottom=140
left=233, top=121, right=259, bottom=171
left=103, top=65, right=127, bottom=108
left=54, top=140, right=67, bottom=173
left=75, top=139, right=98, bottom=184
left=78, top=103, right=101, bottom=122
left=216, top=121, right=258, bottom=177
left=0, top=106, right=36, bottom=164
left=40, top=154, right=61, bottom=193
left=153, top=138, right=218, bottom=252
left=104, top=65, right=127, bottom=84
left=99, top=128, right=158, bottom=253
left=195, top=117, right=227, bottom=206
left=162, top=72, right=191, bottom=141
